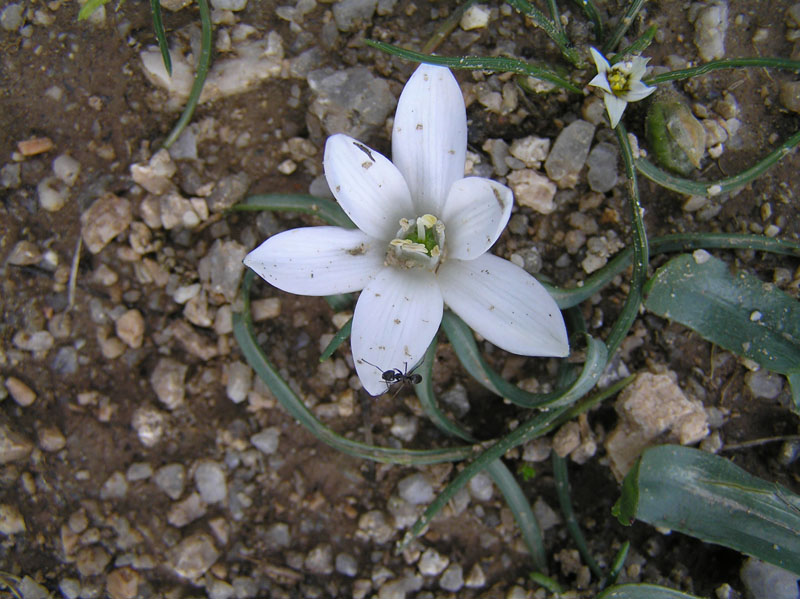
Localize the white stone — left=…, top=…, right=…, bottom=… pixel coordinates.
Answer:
left=194, top=460, right=227, bottom=504
left=506, top=169, right=557, bottom=214
left=251, top=427, right=280, bottom=455
left=460, top=4, right=490, bottom=30
left=397, top=473, right=434, bottom=505
left=53, top=154, right=81, bottom=186
left=37, top=176, right=69, bottom=212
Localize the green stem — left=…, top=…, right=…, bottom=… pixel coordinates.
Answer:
left=604, top=123, right=649, bottom=357
left=507, top=0, right=582, bottom=67
left=416, top=341, right=549, bottom=572
left=645, top=57, right=800, bottom=85
left=571, top=0, right=603, bottom=41
left=365, top=40, right=583, bottom=94
left=234, top=271, right=475, bottom=465
left=150, top=0, right=172, bottom=75
left=544, top=232, right=800, bottom=309
left=602, top=0, right=645, bottom=54
left=553, top=452, right=604, bottom=580
left=232, top=193, right=356, bottom=229
left=161, top=0, right=212, bottom=149
left=609, top=24, right=656, bottom=64
left=636, top=128, right=800, bottom=196
left=421, top=0, right=480, bottom=54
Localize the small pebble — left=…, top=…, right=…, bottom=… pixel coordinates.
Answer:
left=745, top=369, right=784, bottom=399
left=53, top=154, right=81, bottom=186
left=740, top=557, right=799, bottom=599
left=336, top=553, right=359, bottom=577
left=468, top=472, right=494, bottom=502
left=460, top=4, right=490, bottom=30
left=100, top=471, right=129, bottom=500
left=168, top=492, right=207, bottom=527
left=59, top=579, right=81, bottom=599
left=154, top=463, right=187, bottom=500
left=6, top=377, right=36, bottom=407
left=419, top=548, right=449, bottom=576
left=17, top=136, right=54, bottom=156
left=169, top=533, right=219, bottom=579
left=81, top=193, right=133, bottom=254
left=397, top=473, right=434, bottom=505
left=106, top=567, right=139, bottom=599
left=131, top=406, right=166, bottom=447
left=305, top=543, right=334, bottom=574
left=226, top=361, right=252, bottom=404
left=130, top=149, right=176, bottom=195
left=150, top=358, right=187, bottom=410
left=115, top=309, right=145, bottom=348
left=251, top=427, right=280, bottom=455
left=12, top=330, right=54, bottom=352
left=439, top=563, right=464, bottom=592
left=126, top=462, right=153, bottom=481
left=1, top=3, right=24, bottom=30
left=0, top=503, right=26, bottom=534
left=75, top=545, right=111, bottom=577
left=6, top=240, right=42, bottom=266
left=544, top=120, right=595, bottom=188
left=37, top=425, right=66, bottom=452
left=194, top=460, right=227, bottom=504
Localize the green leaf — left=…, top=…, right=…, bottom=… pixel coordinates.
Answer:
left=232, top=193, right=355, bottom=229
left=598, top=583, right=707, bottom=599
left=644, top=253, right=800, bottom=375
left=78, top=0, right=111, bottom=20
left=613, top=445, right=800, bottom=576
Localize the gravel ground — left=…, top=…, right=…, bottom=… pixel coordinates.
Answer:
left=1, top=0, right=800, bottom=598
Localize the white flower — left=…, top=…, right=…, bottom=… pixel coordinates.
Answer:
left=244, top=64, right=569, bottom=395
left=588, top=47, right=656, bottom=128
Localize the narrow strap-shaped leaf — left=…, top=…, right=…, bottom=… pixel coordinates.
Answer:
left=636, top=128, right=800, bottom=197
left=544, top=232, right=800, bottom=309
left=162, top=0, right=212, bottom=149
left=77, top=0, right=110, bottom=20
left=234, top=271, right=475, bottom=465
left=601, top=0, right=645, bottom=54
left=598, top=583, right=706, bottom=599
left=613, top=445, right=800, bottom=576
left=364, top=40, right=583, bottom=94
left=645, top=56, right=800, bottom=85
left=150, top=0, right=172, bottom=76
left=441, top=312, right=607, bottom=409
left=233, top=193, right=356, bottom=229
left=416, top=341, right=548, bottom=572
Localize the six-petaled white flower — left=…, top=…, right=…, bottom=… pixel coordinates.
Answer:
left=588, top=47, right=656, bottom=128
left=244, top=64, right=569, bottom=395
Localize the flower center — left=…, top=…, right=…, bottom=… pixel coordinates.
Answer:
left=608, top=65, right=632, bottom=94
left=386, top=214, right=445, bottom=271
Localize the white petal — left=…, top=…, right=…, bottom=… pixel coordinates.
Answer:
left=588, top=73, right=612, bottom=94
left=438, top=254, right=569, bottom=357
left=589, top=47, right=610, bottom=74
left=244, top=227, right=383, bottom=295
left=324, top=134, right=415, bottom=240
left=603, top=93, right=628, bottom=128
left=351, top=267, right=443, bottom=395
left=623, top=80, right=656, bottom=102
left=441, top=177, right=513, bottom=261
left=629, top=55, right=650, bottom=80
left=392, top=64, right=467, bottom=215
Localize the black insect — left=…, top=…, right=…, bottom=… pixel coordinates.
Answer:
left=360, top=359, right=422, bottom=394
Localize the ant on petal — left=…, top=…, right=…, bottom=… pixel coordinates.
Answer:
left=359, top=359, right=422, bottom=396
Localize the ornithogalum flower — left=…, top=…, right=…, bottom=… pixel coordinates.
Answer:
left=244, top=64, right=569, bottom=395
left=588, top=47, right=656, bottom=128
